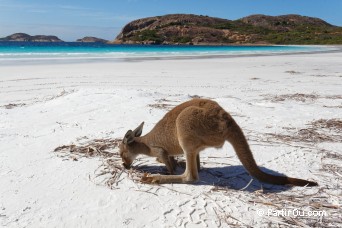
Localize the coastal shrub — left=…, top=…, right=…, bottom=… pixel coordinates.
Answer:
left=172, top=36, right=192, bottom=43
left=212, top=22, right=234, bottom=29
left=132, top=29, right=164, bottom=44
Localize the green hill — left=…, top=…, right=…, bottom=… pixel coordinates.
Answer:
left=112, top=14, right=342, bottom=45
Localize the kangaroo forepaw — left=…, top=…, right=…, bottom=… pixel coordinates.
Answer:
left=141, top=174, right=161, bottom=184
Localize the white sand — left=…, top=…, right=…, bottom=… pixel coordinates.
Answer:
left=0, top=51, right=341, bottom=227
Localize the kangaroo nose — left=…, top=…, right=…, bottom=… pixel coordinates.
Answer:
left=122, top=163, right=131, bottom=169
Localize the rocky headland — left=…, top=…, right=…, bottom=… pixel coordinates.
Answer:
left=0, top=33, right=63, bottom=42
left=76, top=36, right=108, bottom=43
left=112, top=14, right=342, bottom=45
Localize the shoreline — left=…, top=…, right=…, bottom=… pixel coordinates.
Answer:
left=0, top=45, right=341, bottom=66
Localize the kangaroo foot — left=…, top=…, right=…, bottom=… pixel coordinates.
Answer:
left=141, top=173, right=161, bottom=184
left=141, top=173, right=197, bottom=184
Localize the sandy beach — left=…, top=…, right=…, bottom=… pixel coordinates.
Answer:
left=0, top=50, right=341, bottom=227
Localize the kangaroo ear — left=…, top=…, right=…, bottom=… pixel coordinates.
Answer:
left=123, top=130, right=135, bottom=145
left=133, top=122, right=144, bottom=137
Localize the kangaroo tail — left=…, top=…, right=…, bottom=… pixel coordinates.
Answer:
left=226, top=119, right=318, bottom=187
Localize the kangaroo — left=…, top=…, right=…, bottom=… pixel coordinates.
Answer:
left=119, top=98, right=318, bottom=186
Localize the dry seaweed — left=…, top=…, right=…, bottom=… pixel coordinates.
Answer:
left=324, top=95, right=342, bottom=100
left=45, top=89, right=75, bottom=102
left=148, top=98, right=176, bottom=110
left=54, top=137, right=161, bottom=188
left=285, top=70, right=302, bottom=75
left=265, top=93, right=319, bottom=102
left=263, top=93, right=342, bottom=103
left=311, top=119, right=342, bottom=133
left=148, top=103, right=174, bottom=110
left=266, top=118, right=342, bottom=144
left=54, top=138, right=120, bottom=158
left=1, top=103, right=26, bottom=109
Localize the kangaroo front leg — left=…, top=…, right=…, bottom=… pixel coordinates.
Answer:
left=157, top=156, right=177, bottom=172
left=197, top=154, right=200, bottom=171
left=169, top=156, right=177, bottom=172
left=152, top=147, right=175, bottom=174
left=160, top=154, right=176, bottom=174
left=141, top=150, right=199, bottom=184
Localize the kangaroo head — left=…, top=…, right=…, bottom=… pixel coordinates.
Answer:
left=119, top=122, right=144, bottom=169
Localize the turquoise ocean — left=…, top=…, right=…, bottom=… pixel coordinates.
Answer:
left=0, top=42, right=332, bottom=61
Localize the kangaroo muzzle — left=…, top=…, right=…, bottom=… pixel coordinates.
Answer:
left=122, top=162, right=131, bottom=169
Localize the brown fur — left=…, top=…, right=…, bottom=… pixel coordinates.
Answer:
left=120, top=99, right=318, bottom=186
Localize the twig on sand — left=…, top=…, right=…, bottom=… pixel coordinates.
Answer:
left=239, top=178, right=254, bottom=191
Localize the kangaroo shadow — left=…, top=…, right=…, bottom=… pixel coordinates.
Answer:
left=197, top=165, right=292, bottom=193
left=134, top=164, right=293, bottom=193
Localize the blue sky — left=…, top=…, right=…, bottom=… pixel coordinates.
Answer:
left=0, top=0, right=341, bottom=41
